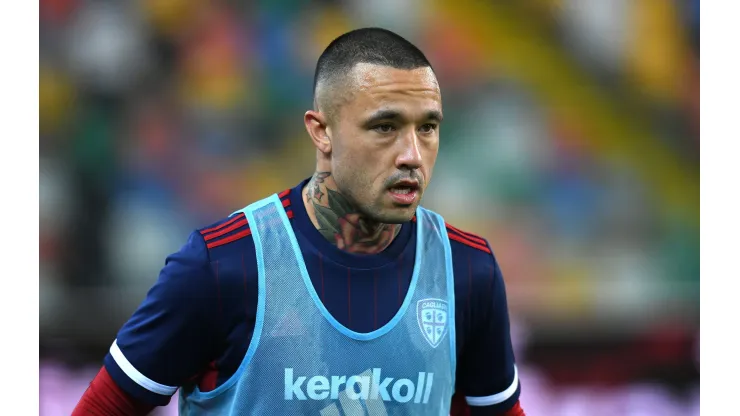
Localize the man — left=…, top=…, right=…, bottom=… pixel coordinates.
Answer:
left=74, top=28, right=525, bottom=416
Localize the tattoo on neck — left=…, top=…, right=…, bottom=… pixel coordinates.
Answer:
left=310, top=172, right=330, bottom=202
left=305, top=172, right=400, bottom=254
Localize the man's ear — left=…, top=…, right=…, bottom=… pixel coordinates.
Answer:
left=304, top=110, right=332, bottom=154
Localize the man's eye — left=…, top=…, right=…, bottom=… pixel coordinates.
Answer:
left=373, top=124, right=395, bottom=133
left=419, top=124, right=437, bottom=133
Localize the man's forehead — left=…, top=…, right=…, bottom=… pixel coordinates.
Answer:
left=316, top=63, right=441, bottom=122
left=351, top=63, right=440, bottom=96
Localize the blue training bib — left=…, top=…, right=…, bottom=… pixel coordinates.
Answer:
left=180, top=193, right=456, bottom=415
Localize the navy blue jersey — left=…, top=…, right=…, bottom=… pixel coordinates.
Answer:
left=104, top=178, right=520, bottom=414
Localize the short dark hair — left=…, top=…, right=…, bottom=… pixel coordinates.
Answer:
left=312, top=28, right=433, bottom=109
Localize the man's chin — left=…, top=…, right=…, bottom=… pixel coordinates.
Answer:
left=376, top=205, right=418, bottom=224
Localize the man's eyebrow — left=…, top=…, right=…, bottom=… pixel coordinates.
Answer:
left=425, top=110, right=444, bottom=123
left=363, top=110, right=403, bottom=126
left=363, top=109, right=444, bottom=125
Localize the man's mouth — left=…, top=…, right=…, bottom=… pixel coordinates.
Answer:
left=388, top=181, right=420, bottom=205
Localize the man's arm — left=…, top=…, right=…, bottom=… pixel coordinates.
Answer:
left=73, top=231, right=221, bottom=414
left=453, top=238, right=524, bottom=416
left=72, top=367, right=155, bottom=416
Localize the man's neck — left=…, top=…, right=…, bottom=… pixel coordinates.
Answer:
left=302, top=171, right=401, bottom=254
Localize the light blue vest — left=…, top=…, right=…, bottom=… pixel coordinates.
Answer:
left=180, top=193, right=456, bottom=415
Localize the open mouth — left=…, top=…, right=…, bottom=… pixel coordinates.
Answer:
left=388, top=182, right=420, bottom=205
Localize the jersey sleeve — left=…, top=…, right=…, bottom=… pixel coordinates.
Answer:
left=457, top=243, right=521, bottom=414
left=103, top=231, right=220, bottom=406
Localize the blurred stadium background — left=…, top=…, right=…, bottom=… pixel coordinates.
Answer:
left=39, top=0, right=700, bottom=415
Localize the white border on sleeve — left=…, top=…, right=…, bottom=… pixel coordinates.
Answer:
left=466, top=365, right=519, bottom=406
left=110, top=340, right=178, bottom=396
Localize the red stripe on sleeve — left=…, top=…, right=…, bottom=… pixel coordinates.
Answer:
left=445, top=223, right=488, bottom=245
left=502, top=400, right=526, bottom=416
left=203, top=218, right=249, bottom=241
left=200, top=213, right=245, bottom=235
left=449, top=393, right=470, bottom=416
left=72, top=367, right=155, bottom=416
left=206, top=228, right=253, bottom=249
left=204, top=206, right=293, bottom=250
left=447, top=232, right=492, bottom=253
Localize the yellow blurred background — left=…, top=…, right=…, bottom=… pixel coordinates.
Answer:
left=39, top=0, right=699, bottom=414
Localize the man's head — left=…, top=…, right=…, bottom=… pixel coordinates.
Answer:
left=304, top=28, right=442, bottom=224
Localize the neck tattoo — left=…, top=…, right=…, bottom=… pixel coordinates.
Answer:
left=304, top=172, right=401, bottom=254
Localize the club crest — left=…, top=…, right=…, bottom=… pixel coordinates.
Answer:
left=417, top=298, right=449, bottom=348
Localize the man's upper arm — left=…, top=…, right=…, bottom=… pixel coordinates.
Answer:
left=103, top=231, right=220, bottom=406
left=457, top=241, right=520, bottom=414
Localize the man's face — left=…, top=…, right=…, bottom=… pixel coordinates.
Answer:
left=329, top=63, right=442, bottom=224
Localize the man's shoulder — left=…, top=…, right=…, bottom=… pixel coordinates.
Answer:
left=196, top=211, right=252, bottom=252
left=445, top=222, right=493, bottom=256
left=196, top=189, right=292, bottom=247
left=417, top=207, right=493, bottom=255
left=443, top=221, right=501, bottom=287
left=195, top=188, right=294, bottom=254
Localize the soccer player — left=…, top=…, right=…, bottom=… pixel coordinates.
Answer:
left=73, top=28, right=525, bottom=416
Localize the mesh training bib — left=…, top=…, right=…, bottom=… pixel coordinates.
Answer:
left=180, top=193, right=456, bottom=415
